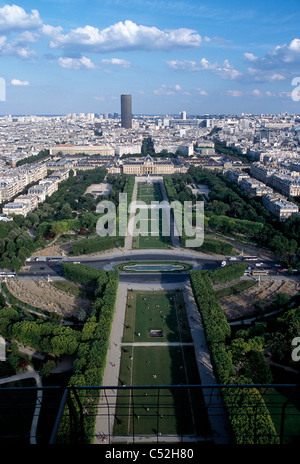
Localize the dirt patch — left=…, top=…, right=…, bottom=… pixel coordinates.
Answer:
left=217, top=279, right=300, bottom=320
left=6, top=279, right=92, bottom=318
left=31, top=242, right=72, bottom=257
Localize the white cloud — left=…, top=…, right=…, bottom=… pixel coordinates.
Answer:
left=167, top=58, right=242, bottom=80
left=0, top=34, right=36, bottom=59
left=10, top=78, right=29, bottom=86
left=0, top=4, right=42, bottom=32
left=289, top=38, right=300, bottom=52
left=58, top=56, right=96, bottom=70
left=101, top=58, right=131, bottom=68
left=252, top=89, right=262, bottom=96
left=41, top=24, right=63, bottom=40
left=247, top=38, right=300, bottom=74
left=167, top=60, right=199, bottom=72
left=49, top=20, right=202, bottom=52
left=197, top=88, right=209, bottom=96
left=199, top=58, right=242, bottom=80
left=153, top=84, right=183, bottom=95
left=225, top=90, right=243, bottom=97
left=250, top=89, right=274, bottom=97
left=244, top=52, right=258, bottom=61
left=269, top=73, right=286, bottom=81
left=279, top=91, right=292, bottom=98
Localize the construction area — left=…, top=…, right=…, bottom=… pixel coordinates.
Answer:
left=216, top=278, right=300, bottom=320
left=4, top=279, right=92, bottom=318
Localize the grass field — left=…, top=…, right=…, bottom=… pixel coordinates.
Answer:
left=133, top=182, right=172, bottom=249
left=122, top=291, right=192, bottom=343
left=113, top=290, right=211, bottom=439
left=114, top=346, right=208, bottom=436
left=264, top=387, right=300, bottom=444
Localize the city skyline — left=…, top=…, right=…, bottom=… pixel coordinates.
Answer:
left=0, top=0, right=300, bottom=115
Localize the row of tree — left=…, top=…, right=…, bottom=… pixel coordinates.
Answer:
left=190, top=266, right=279, bottom=444
left=0, top=261, right=119, bottom=442
left=57, top=264, right=119, bottom=443
left=16, top=149, right=50, bottom=167
left=70, top=175, right=135, bottom=255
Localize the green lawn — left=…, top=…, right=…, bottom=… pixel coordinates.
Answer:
left=114, top=289, right=211, bottom=438
left=133, top=183, right=172, bottom=249
left=122, top=291, right=192, bottom=343
left=264, top=387, right=300, bottom=444
left=114, top=346, right=208, bottom=437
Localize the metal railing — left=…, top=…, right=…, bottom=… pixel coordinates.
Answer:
left=0, top=384, right=299, bottom=445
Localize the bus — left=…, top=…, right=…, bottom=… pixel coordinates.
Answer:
left=252, top=270, right=269, bottom=276
left=0, top=271, right=16, bottom=277
left=47, top=257, right=63, bottom=262
left=243, top=256, right=258, bottom=262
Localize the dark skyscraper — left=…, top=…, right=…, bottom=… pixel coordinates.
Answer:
left=121, top=94, right=132, bottom=129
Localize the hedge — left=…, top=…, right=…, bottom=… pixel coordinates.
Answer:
left=56, top=266, right=119, bottom=443
left=190, top=269, right=279, bottom=444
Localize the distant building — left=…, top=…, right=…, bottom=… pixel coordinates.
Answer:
left=121, top=94, right=132, bottom=129
left=118, top=155, right=189, bottom=175
left=49, top=145, right=114, bottom=156
left=240, top=178, right=273, bottom=197
left=225, top=169, right=250, bottom=185
left=194, top=141, right=215, bottom=156
left=262, top=193, right=299, bottom=221
left=250, top=162, right=277, bottom=184
left=271, top=173, right=300, bottom=197
left=3, top=202, right=31, bottom=217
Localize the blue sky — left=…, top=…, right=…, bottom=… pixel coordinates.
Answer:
left=0, top=0, right=300, bottom=115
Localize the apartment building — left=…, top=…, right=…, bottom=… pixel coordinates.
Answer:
left=250, top=162, right=277, bottom=183
left=225, top=169, right=250, bottom=185
left=262, top=193, right=299, bottom=221
left=0, top=164, right=47, bottom=203
left=2, top=201, right=32, bottom=217
left=240, top=178, right=273, bottom=196
left=271, top=174, right=300, bottom=197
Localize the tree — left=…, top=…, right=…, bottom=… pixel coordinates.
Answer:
left=39, top=360, right=56, bottom=377
left=79, top=212, right=96, bottom=229
left=58, top=203, right=73, bottom=220
left=50, top=221, right=69, bottom=237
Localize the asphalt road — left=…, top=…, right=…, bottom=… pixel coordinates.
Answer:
left=18, top=250, right=221, bottom=280
left=15, top=249, right=298, bottom=282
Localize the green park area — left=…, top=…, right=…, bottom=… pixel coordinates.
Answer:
left=113, top=290, right=211, bottom=438
left=132, top=182, right=172, bottom=249
left=122, top=290, right=192, bottom=343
